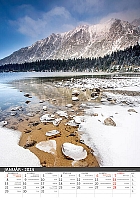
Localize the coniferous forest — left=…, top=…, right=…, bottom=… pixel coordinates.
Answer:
left=0, top=43, right=140, bottom=73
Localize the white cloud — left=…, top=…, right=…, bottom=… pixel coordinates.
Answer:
left=44, top=6, right=71, bottom=19
left=100, top=8, right=140, bottom=23
left=71, top=0, right=104, bottom=14
left=17, top=16, right=46, bottom=38
left=10, top=7, right=77, bottom=40
left=9, top=2, right=140, bottom=41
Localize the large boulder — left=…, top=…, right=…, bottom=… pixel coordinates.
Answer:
left=128, top=109, right=137, bottom=113
left=104, top=117, right=116, bottom=126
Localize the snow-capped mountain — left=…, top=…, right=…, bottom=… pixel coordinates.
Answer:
left=0, top=18, right=140, bottom=65
left=131, top=18, right=140, bottom=27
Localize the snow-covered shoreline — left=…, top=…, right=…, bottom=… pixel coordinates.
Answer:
left=0, top=74, right=140, bottom=167
left=55, top=76, right=140, bottom=167
left=0, top=127, right=41, bottom=167
left=77, top=105, right=140, bottom=167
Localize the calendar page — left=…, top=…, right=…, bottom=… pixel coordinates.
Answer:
left=1, top=167, right=140, bottom=199
left=1, top=35, right=140, bottom=200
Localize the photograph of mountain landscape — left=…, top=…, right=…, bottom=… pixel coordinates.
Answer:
left=0, top=0, right=140, bottom=168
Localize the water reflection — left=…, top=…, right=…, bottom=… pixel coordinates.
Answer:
left=0, top=75, right=99, bottom=122
left=11, top=77, right=92, bottom=107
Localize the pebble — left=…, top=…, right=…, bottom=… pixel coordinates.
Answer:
left=11, top=112, right=17, bottom=116
left=24, top=129, right=31, bottom=133
left=25, top=100, right=31, bottom=104
left=39, top=100, right=45, bottom=103
left=43, top=106, right=47, bottom=111
left=24, top=93, right=30, bottom=97
left=66, top=104, right=73, bottom=108
left=26, top=113, right=35, bottom=117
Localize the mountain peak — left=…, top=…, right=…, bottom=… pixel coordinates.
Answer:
left=131, top=18, right=140, bottom=27
left=0, top=18, right=139, bottom=66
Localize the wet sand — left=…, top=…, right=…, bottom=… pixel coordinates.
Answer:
left=6, top=113, right=99, bottom=167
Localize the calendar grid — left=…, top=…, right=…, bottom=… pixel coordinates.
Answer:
left=3, top=170, right=137, bottom=198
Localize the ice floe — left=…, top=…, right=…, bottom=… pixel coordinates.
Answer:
left=36, top=140, right=56, bottom=155
left=62, top=142, right=87, bottom=160
left=53, top=118, right=62, bottom=126
left=65, top=120, right=79, bottom=127
left=72, top=96, right=79, bottom=101
left=40, top=114, right=55, bottom=122
left=66, top=104, right=73, bottom=108
left=46, top=130, right=60, bottom=136
left=40, top=113, right=62, bottom=126
left=56, top=110, right=68, bottom=118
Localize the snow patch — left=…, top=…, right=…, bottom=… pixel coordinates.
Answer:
left=0, top=127, right=40, bottom=166
left=78, top=105, right=140, bottom=167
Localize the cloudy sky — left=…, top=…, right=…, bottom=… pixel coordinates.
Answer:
left=0, top=0, right=140, bottom=59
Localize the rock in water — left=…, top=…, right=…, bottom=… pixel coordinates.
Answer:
left=104, top=117, right=116, bottom=126
left=62, top=142, right=87, bottom=160
left=72, top=96, right=79, bottom=101
left=24, top=93, right=30, bottom=97
left=66, top=104, right=73, bottom=108
left=40, top=114, right=55, bottom=122
left=43, top=106, right=47, bottom=111
left=24, top=136, right=37, bottom=148
left=25, top=100, right=31, bottom=104
left=91, top=92, right=98, bottom=98
left=72, top=90, right=80, bottom=96
left=56, top=110, right=68, bottom=118
left=53, top=118, right=62, bottom=126
left=0, top=121, right=7, bottom=127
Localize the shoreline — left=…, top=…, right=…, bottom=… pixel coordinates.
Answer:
left=1, top=73, right=140, bottom=167
left=5, top=113, right=99, bottom=167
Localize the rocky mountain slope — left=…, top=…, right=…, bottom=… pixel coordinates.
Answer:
left=131, top=18, right=140, bottom=27
left=0, top=18, right=140, bottom=65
